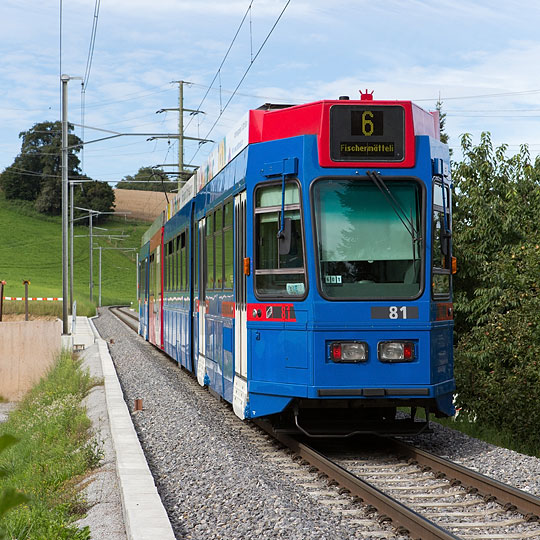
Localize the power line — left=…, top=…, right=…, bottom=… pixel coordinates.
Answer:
left=188, top=81, right=305, bottom=104
left=80, top=0, right=101, bottom=174
left=415, top=88, right=540, bottom=103
left=184, top=0, right=255, bottom=133
left=82, top=0, right=101, bottom=92
left=448, top=114, right=540, bottom=118
left=83, top=86, right=173, bottom=109
left=189, top=0, right=291, bottom=165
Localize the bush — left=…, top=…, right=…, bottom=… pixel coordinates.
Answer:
left=455, top=247, right=540, bottom=447
left=452, top=133, right=540, bottom=451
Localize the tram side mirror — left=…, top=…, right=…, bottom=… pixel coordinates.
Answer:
left=278, top=217, right=292, bottom=255
left=440, top=228, right=451, bottom=257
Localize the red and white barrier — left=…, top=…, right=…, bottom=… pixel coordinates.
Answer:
left=3, top=297, right=62, bottom=301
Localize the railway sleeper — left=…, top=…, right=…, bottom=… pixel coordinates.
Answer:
left=459, top=532, right=540, bottom=540
left=443, top=517, right=525, bottom=529
left=424, top=508, right=504, bottom=518
left=382, top=483, right=454, bottom=492
left=412, top=500, right=492, bottom=509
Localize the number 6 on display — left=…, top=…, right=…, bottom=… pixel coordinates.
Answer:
left=362, top=110, right=374, bottom=136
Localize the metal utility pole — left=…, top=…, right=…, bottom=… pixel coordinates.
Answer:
left=70, top=180, right=74, bottom=312
left=61, top=74, right=69, bottom=335
left=93, top=246, right=136, bottom=310
left=98, top=246, right=102, bottom=307
left=89, top=211, right=94, bottom=302
left=156, top=80, right=212, bottom=190
left=73, top=206, right=122, bottom=306
left=178, top=80, right=184, bottom=180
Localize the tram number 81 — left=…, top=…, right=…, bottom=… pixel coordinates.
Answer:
left=371, top=306, right=419, bottom=320
left=389, top=306, right=407, bottom=319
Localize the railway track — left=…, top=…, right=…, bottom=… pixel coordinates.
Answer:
left=109, top=305, right=139, bottom=332
left=257, top=420, right=540, bottom=540
left=109, top=306, right=540, bottom=540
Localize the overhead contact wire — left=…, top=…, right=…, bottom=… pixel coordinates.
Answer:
left=189, top=0, right=291, bottom=164
left=184, top=0, right=255, bottom=133
left=81, top=0, right=101, bottom=173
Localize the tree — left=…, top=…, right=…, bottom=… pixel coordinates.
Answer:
left=435, top=98, right=450, bottom=148
left=0, top=155, right=43, bottom=201
left=0, top=121, right=115, bottom=218
left=452, top=132, right=540, bottom=334
left=452, top=132, right=540, bottom=448
left=73, top=178, right=116, bottom=223
left=116, top=166, right=176, bottom=192
left=0, top=121, right=82, bottom=213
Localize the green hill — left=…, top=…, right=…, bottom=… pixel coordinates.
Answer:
left=0, top=192, right=148, bottom=316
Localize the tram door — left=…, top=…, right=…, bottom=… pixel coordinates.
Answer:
left=233, top=192, right=248, bottom=417
left=196, top=218, right=207, bottom=386
left=139, top=257, right=149, bottom=339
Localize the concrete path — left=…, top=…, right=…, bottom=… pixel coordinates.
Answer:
left=0, top=402, right=16, bottom=423
left=74, top=316, right=176, bottom=540
left=0, top=316, right=175, bottom=540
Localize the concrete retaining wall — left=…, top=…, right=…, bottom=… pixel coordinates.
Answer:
left=0, top=320, right=62, bottom=400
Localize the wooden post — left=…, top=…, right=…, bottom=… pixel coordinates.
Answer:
left=0, top=281, right=5, bottom=322
left=23, top=280, right=30, bottom=321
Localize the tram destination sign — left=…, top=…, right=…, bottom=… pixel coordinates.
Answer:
left=330, top=105, right=405, bottom=162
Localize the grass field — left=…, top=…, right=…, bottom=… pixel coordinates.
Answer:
left=0, top=352, right=102, bottom=539
left=0, top=192, right=149, bottom=316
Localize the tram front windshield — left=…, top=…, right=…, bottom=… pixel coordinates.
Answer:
left=313, top=178, right=422, bottom=299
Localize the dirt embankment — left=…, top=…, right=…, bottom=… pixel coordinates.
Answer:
left=114, top=189, right=169, bottom=222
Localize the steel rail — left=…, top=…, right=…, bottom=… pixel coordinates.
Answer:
left=255, top=420, right=460, bottom=540
left=109, top=306, right=139, bottom=332
left=387, top=437, right=540, bottom=521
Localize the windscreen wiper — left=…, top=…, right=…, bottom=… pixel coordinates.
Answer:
left=366, top=170, right=421, bottom=245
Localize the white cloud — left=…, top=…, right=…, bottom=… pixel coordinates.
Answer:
left=2, top=0, right=540, bottom=179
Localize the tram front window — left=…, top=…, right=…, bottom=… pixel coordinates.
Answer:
left=313, top=178, right=423, bottom=299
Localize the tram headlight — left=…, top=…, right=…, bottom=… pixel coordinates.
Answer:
left=330, top=341, right=368, bottom=363
left=378, top=341, right=415, bottom=362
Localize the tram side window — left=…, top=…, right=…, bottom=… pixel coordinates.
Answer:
left=167, top=240, right=174, bottom=292
left=432, top=182, right=451, bottom=298
left=180, top=231, right=187, bottom=291
left=215, top=208, right=223, bottom=289
left=175, top=236, right=180, bottom=292
left=224, top=201, right=233, bottom=289
left=163, top=246, right=167, bottom=292
left=165, top=241, right=169, bottom=292
left=206, top=213, right=215, bottom=290
left=164, top=243, right=168, bottom=292
left=254, top=181, right=307, bottom=298
left=139, top=260, right=146, bottom=301
left=194, top=227, right=198, bottom=293
left=203, top=201, right=233, bottom=292
left=149, top=253, right=155, bottom=298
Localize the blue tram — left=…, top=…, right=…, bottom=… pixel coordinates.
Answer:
left=138, top=93, right=455, bottom=435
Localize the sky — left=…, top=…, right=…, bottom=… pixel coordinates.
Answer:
left=2, top=0, right=540, bottom=187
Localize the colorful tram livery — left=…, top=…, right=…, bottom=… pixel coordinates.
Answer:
left=138, top=94, right=455, bottom=435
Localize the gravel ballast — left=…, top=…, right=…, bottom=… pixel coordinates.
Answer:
left=412, top=420, right=540, bottom=496
left=93, top=308, right=540, bottom=538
